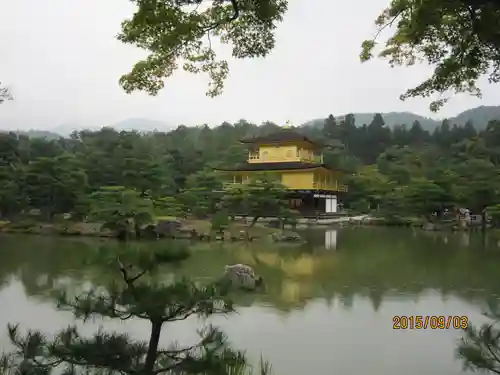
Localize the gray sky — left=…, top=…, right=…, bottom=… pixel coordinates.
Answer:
left=1, top=0, right=499, bottom=131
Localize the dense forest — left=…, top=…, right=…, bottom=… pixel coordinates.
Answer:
left=303, top=105, right=500, bottom=131
left=1, top=112, right=500, bottom=227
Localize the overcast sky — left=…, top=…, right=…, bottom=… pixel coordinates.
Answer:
left=0, top=0, right=499, bottom=131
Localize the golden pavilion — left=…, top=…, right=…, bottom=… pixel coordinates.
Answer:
left=215, top=122, right=348, bottom=216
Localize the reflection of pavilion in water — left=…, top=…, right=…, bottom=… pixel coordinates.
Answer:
left=4, top=231, right=500, bottom=320
left=324, top=229, right=337, bottom=250
left=301, top=228, right=339, bottom=250
left=230, top=229, right=500, bottom=313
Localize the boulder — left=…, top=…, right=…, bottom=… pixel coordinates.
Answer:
left=28, top=209, right=41, bottom=216
left=175, top=227, right=197, bottom=239
left=271, top=231, right=302, bottom=243
left=155, top=220, right=182, bottom=237
left=266, top=219, right=282, bottom=229
left=422, top=223, right=437, bottom=231
left=139, top=224, right=158, bottom=239
left=222, top=264, right=264, bottom=291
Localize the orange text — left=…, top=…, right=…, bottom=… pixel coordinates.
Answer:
left=392, top=316, right=469, bottom=330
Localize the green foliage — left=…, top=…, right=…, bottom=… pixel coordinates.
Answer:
left=178, top=170, right=223, bottom=218
left=344, top=116, right=500, bottom=221
left=361, top=0, right=500, bottom=111
left=0, top=242, right=272, bottom=375
left=345, top=165, right=392, bottom=210
left=211, top=209, right=230, bottom=233
left=0, top=167, right=26, bottom=217
left=122, top=155, right=167, bottom=197
left=220, top=174, right=292, bottom=226
left=322, top=114, right=338, bottom=139
left=0, top=82, right=12, bottom=104
left=380, top=187, right=408, bottom=218
left=403, top=178, right=449, bottom=218
left=154, top=196, right=185, bottom=218
left=454, top=160, right=499, bottom=211
left=179, top=188, right=211, bottom=218
left=24, top=154, right=88, bottom=219
left=486, top=204, right=500, bottom=227
left=89, top=186, right=154, bottom=237
left=117, top=0, right=287, bottom=97
left=457, top=310, right=500, bottom=374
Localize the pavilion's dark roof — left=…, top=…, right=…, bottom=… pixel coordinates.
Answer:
left=216, top=162, right=333, bottom=172
left=240, top=129, right=324, bottom=147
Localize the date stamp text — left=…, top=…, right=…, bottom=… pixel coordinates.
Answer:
left=393, top=315, right=469, bottom=330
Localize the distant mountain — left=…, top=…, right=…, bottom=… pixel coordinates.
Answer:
left=23, top=130, right=61, bottom=139
left=448, top=106, right=500, bottom=129
left=0, top=129, right=62, bottom=140
left=5, top=106, right=500, bottom=140
left=108, top=118, right=173, bottom=132
left=50, top=123, right=82, bottom=137
left=302, top=105, right=500, bottom=131
left=45, top=118, right=174, bottom=137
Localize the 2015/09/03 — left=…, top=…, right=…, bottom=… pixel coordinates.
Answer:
left=393, top=316, right=469, bottom=330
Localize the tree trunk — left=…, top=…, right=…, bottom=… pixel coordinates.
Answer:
left=134, top=221, right=141, bottom=238
left=249, top=216, right=259, bottom=227
left=143, top=319, right=163, bottom=374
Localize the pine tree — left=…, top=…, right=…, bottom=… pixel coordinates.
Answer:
left=0, top=242, right=271, bottom=375
left=458, top=312, right=500, bottom=374
left=0, top=83, right=12, bottom=104
left=322, top=114, right=337, bottom=139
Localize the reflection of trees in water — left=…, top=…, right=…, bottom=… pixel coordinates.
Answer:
left=0, top=235, right=114, bottom=299
left=368, top=287, right=383, bottom=311
left=227, top=229, right=500, bottom=312
left=2, top=228, right=500, bottom=315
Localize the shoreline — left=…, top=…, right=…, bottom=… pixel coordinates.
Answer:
left=0, top=216, right=494, bottom=240
left=0, top=218, right=292, bottom=242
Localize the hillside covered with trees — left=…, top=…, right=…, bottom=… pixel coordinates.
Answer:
left=303, top=106, right=500, bottom=131
left=5, top=104, right=500, bottom=138
left=1, top=112, right=500, bottom=228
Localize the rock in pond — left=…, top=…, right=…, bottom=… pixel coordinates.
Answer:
left=222, top=264, right=264, bottom=291
left=271, top=231, right=302, bottom=243
left=422, top=223, right=437, bottom=231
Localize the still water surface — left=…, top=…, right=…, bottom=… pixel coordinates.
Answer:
left=1, top=228, right=500, bottom=375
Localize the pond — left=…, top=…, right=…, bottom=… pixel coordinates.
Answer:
left=1, top=228, right=500, bottom=375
